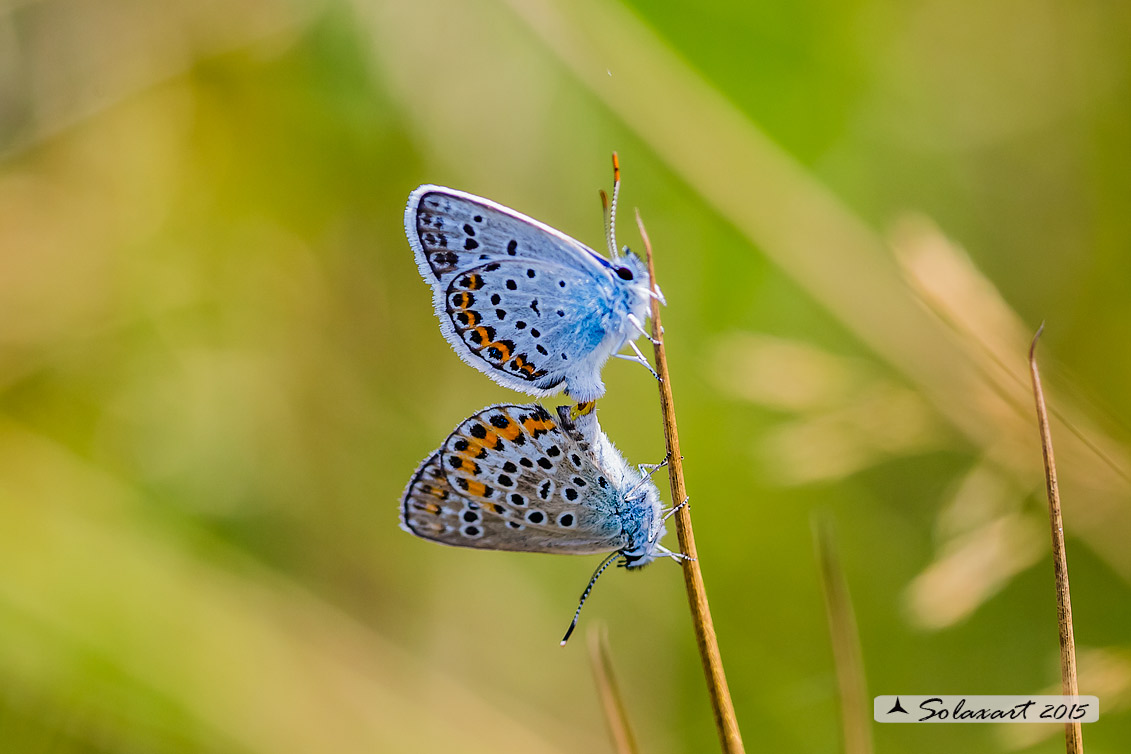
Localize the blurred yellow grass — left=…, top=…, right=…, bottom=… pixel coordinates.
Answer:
left=0, top=418, right=574, bottom=754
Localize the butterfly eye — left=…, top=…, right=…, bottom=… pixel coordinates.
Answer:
left=616, top=267, right=634, bottom=281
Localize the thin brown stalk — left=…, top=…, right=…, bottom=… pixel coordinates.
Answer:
left=813, top=516, right=873, bottom=754
left=638, top=210, right=745, bottom=754
left=587, top=625, right=640, bottom=754
left=1029, top=325, right=1083, bottom=754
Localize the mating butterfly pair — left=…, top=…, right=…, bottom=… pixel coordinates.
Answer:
left=399, top=169, right=678, bottom=642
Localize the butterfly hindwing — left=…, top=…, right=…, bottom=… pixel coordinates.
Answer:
left=400, top=452, right=471, bottom=541
left=402, top=449, right=577, bottom=552
left=404, top=404, right=635, bottom=554
left=445, top=260, right=611, bottom=391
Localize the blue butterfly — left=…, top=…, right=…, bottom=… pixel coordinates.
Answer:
left=404, top=180, right=659, bottom=402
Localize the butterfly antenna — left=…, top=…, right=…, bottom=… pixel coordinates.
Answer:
left=606, top=152, right=621, bottom=259
left=561, top=551, right=621, bottom=645
left=600, top=188, right=612, bottom=259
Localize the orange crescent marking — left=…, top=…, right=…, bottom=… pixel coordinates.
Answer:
left=495, top=421, right=523, bottom=442
left=522, top=417, right=555, bottom=435
left=487, top=340, right=512, bottom=361
left=465, top=431, right=501, bottom=456
left=468, top=326, right=491, bottom=348
left=412, top=500, right=442, bottom=515
left=462, top=479, right=488, bottom=498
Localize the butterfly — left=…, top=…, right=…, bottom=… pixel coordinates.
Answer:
left=401, top=401, right=683, bottom=643
left=404, top=164, right=660, bottom=402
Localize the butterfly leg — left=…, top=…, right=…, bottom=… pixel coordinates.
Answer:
left=625, top=452, right=673, bottom=499
left=638, top=450, right=673, bottom=478
left=656, top=544, right=696, bottom=563
left=649, top=497, right=690, bottom=546
left=626, top=313, right=661, bottom=345
left=614, top=340, right=660, bottom=382
left=660, top=495, right=690, bottom=524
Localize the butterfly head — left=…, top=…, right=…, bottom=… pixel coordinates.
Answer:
left=618, top=474, right=666, bottom=569
left=620, top=530, right=666, bottom=569
left=609, top=248, right=655, bottom=324
left=611, top=247, right=648, bottom=284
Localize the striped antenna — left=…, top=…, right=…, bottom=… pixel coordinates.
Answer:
left=599, top=189, right=611, bottom=259
left=606, top=152, right=621, bottom=259
left=561, top=551, right=621, bottom=645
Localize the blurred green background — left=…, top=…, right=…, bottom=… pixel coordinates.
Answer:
left=1, top=0, right=1129, bottom=752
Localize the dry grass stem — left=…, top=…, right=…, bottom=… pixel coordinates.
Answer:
left=587, top=625, right=640, bottom=754
left=1029, top=327, right=1083, bottom=754
left=813, top=516, right=873, bottom=754
left=638, top=210, right=745, bottom=754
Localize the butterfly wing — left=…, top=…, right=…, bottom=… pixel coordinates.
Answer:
left=407, top=186, right=612, bottom=286
left=401, top=403, right=628, bottom=554
left=443, top=259, right=616, bottom=394
left=406, top=186, right=642, bottom=401
left=401, top=452, right=467, bottom=540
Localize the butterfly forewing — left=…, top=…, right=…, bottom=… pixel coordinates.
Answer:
left=409, top=187, right=607, bottom=286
